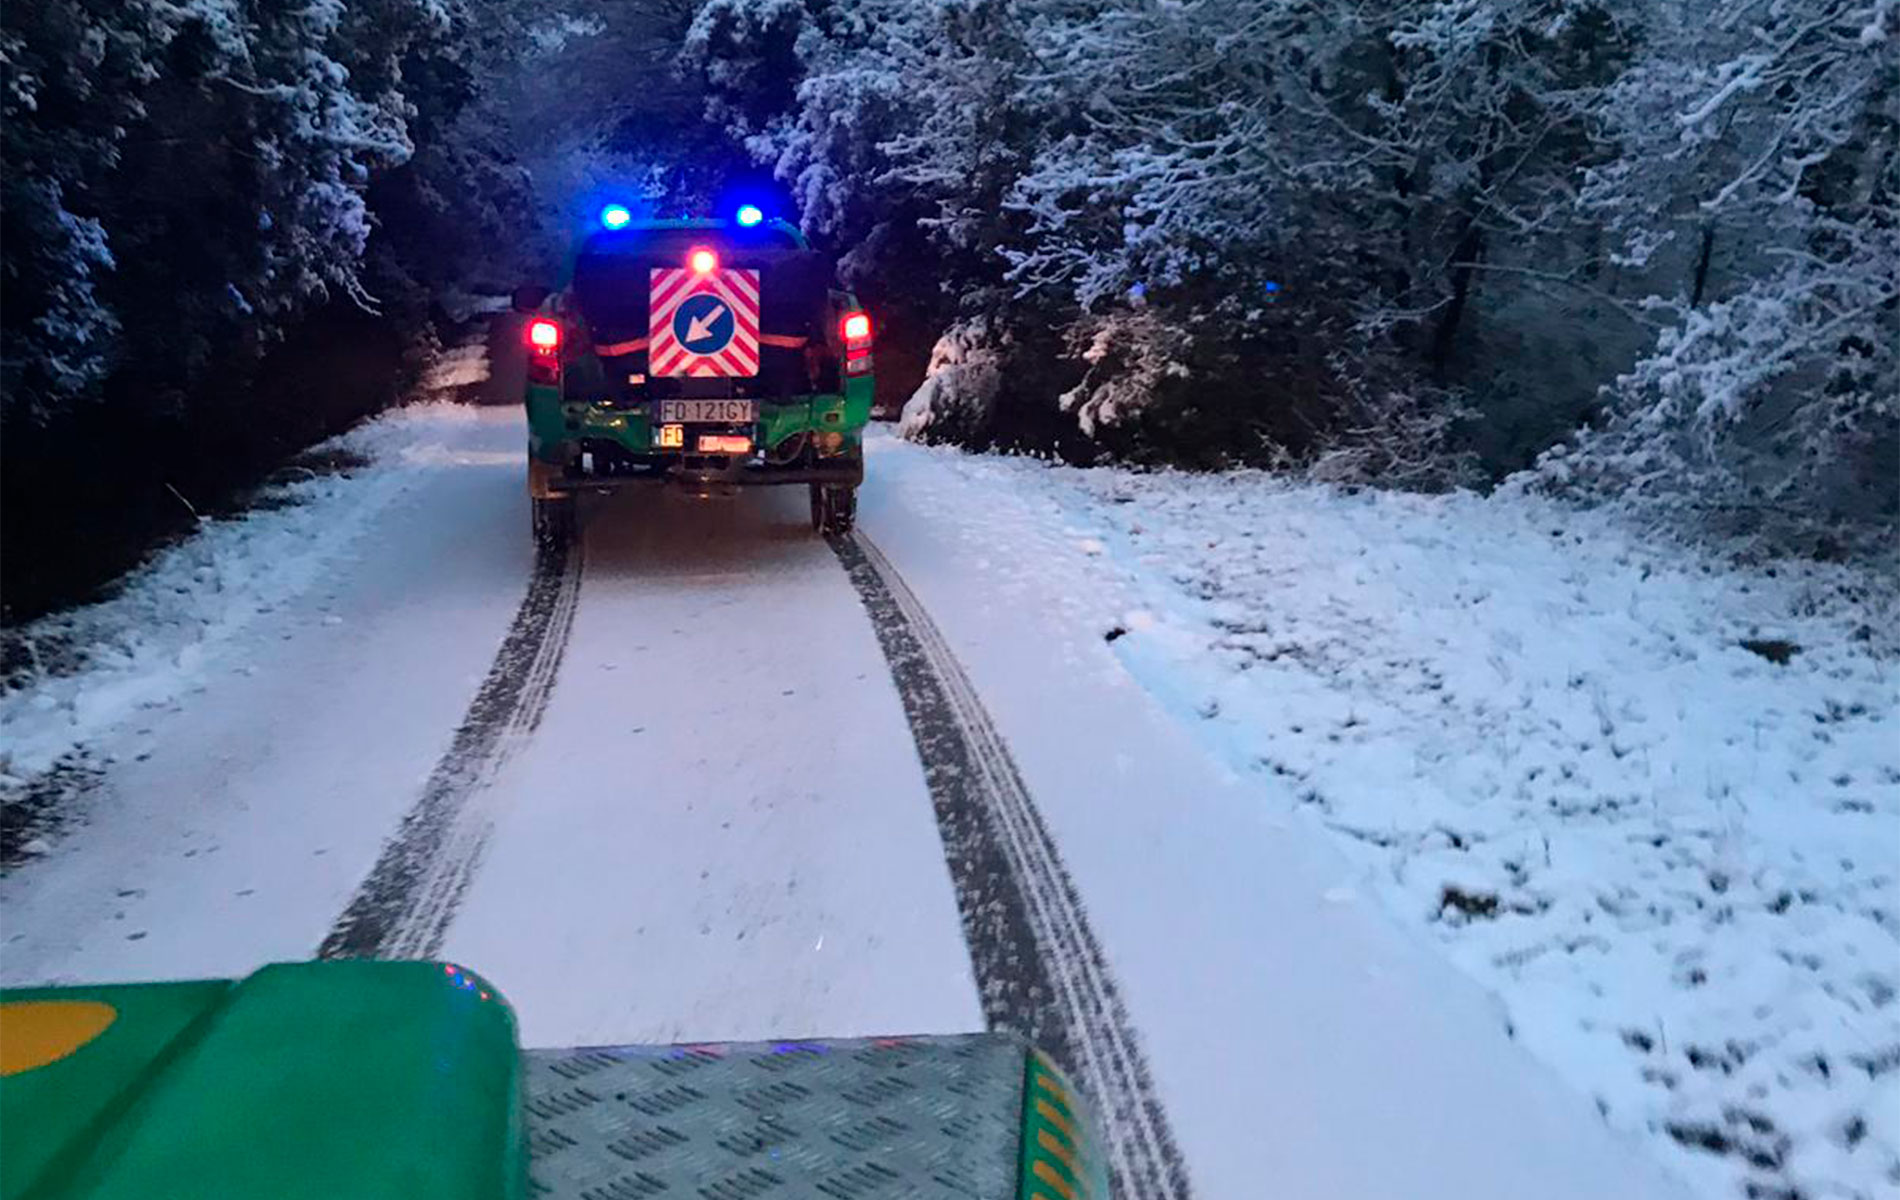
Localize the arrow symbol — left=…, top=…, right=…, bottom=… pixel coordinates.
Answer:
left=685, top=302, right=728, bottom=343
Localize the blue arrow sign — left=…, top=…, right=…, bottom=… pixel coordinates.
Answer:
left=673, top=292, right=735, bottom=355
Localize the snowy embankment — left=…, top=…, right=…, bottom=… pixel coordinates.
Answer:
left=0, top=399, right=490, bottom=791
left=880, top=439, right=1898, bottom=1200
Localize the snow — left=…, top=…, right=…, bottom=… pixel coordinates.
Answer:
left=418, top=339, right=494, bottom=392
left=859, top=433, right=1692, bottom=1200
left=1, top=402, right=491, bottom=783
left=895, top=319, right=1003, bottom=442
left=442, top=486, right=982, bottom=1049
left=439, top=291, right=514, bottom=324
left=860, top=430, right=1899, bottom=1200
left=1, top=401, right=532, bottom=984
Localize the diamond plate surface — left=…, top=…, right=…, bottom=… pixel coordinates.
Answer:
left=524, top=1034, right=1025, bottom=1199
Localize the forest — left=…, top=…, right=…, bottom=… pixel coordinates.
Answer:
left=3, top=0, right=1894, bottom=618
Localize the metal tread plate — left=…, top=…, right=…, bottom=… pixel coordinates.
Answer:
left=523, top=1033, right=1026, bottom=1199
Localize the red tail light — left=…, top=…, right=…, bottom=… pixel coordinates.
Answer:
left=525, top=319, right=562, bottom=383
left=841, top=312, right=873, bottom=376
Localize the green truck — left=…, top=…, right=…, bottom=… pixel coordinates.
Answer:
left=0, top=960, right=1107, bottom=1200
left=516, top=206, right=874, bottom=549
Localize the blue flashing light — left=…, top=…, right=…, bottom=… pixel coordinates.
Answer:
left=600, top=204, right=632, bottom=230
left=735, top=204, right=764, bottom=227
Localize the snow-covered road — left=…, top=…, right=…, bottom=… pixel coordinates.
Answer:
left=5, top=333, right=1890, bottom=1200
left=439, top=486, right=981, bottom=1050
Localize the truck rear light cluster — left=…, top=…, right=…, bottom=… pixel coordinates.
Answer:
left=525, top=318, right=562, bottom=384
left=842, top=312, right=873, bottom=376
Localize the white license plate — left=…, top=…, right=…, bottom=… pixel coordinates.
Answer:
left=657, top=399, right=757, bottom=424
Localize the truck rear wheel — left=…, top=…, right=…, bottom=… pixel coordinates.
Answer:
left=809, top=484, right=857, bottom=536
left=532, top=496, right=575, bottom=553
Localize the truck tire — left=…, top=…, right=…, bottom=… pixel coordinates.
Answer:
left=810, top=484, right=857, bottom=536
left=532, top=496, right=575, bottom=553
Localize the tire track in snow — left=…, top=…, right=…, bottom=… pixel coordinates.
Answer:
left=318, top=538, right=582, bottom=960
left=832, top=531, right=1192, bottom=1200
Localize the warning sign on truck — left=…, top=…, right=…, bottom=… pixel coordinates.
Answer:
left=648, top=267, right=761, bottom=377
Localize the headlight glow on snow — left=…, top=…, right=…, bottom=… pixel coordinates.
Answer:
left=735, top=204, right=764, bottom=227
left=600, top=204, right=632, bottom=230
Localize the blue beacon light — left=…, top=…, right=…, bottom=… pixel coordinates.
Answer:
left=735, top=204, right=764, bottom=227
left=600, top=204, right=632, bottom=230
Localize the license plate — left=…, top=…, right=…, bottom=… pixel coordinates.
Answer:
left=657, top=399, right=757, bottom=424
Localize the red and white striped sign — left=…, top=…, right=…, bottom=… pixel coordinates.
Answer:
left=648, top=267, right=760, bottom=377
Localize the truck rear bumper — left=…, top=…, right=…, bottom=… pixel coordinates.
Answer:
left=532, top=454, right=862, bottom=499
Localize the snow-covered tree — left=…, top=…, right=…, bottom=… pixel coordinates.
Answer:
left=1555, top=0, right=1899, bottom=534
left=0, top=0, right=162, bottom=408
left=991, top=0, right=1619, bottom=468
left=680, top=0, right=1890, bottom=535
left=473, top=0, right=721, bottom=261
left=684, top=0, right=1037, bottom=277
left=1, top=0, right=468, bottom=418
left=683, top=0, right=1073, bottom=441
left=897, top=317, right=1008, bottom=444
left=1, top=0, right=538, bottom=616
